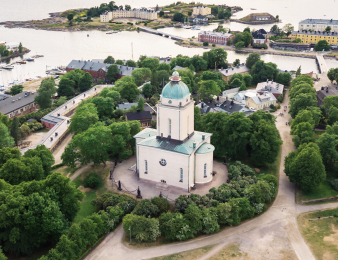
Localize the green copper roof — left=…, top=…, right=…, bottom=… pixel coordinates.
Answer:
left=196, top=143, right=215, bottom=154
left=134, top=128, right=157, bottom=139
left=161, top=81, right=190, bottom=100
left=137, top=131, right=212, bottom=155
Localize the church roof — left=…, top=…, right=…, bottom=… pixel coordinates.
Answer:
left=134, top=128, right=157, bottom=139
left=137, top=131, right=212, bottom=155
left=161, top=70, right=190, bottom=100
left=196, top=143, right=215, bottom=154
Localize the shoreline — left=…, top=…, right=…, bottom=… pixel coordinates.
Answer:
left=0, top=49, right=30, bottom=62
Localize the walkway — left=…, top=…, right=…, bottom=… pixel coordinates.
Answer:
left=139, top=26, right=185, bottom=41
left=316, top=53, right=328, bottom=74
left=83, top=89, right=338, bottom=260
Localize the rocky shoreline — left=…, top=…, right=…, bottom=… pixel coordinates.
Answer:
left=0, top=49, right=30, bottom=62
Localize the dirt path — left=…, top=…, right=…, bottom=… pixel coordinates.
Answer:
left=82, top=89, right=338, bottom=260
left=52, top=133, right=73, bottom=165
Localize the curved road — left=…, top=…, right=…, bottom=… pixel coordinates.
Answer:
left=84, top=90, right=338, bottom=260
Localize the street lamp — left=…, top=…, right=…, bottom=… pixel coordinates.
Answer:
left=129, top=226, right=131, bottom=244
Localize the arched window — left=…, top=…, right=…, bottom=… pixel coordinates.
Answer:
left=168, top=118, right=171, bottom=136
left=145, top=160, right=148, bottom=174
left=180, top=168, right=183, bottom=182
left=204, top=163, right=207, bottom=178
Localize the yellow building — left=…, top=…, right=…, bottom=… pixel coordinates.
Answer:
left=193, top=6, right=211, bottom=16
left=100, top=9, right=157, bottom=22
left=290, top=30, right=338, bottom=45
left=218, top=65, right=250, bottom=82
left=298, top=19, right=338, bottom=32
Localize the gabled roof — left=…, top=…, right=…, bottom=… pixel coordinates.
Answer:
left=66, top=60, right=86, bottom=70
left=116, top=102, right=137, bottom=110
left=0, top=91, right=37, bottom=115
left=126, top=111, right=152, bottom=121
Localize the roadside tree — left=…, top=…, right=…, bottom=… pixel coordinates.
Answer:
left=245, top=53, right=261, bottom=69
left=106, top=64, right=119, bottom=82
left=10, top=84, right=23, bottom=95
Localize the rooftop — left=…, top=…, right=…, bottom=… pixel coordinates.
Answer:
left=316, top=85, right=338, bottom=106
left=256, top=81, right=284, bottom=95
left=134, top=128, right=157, bottom=139
left=137, top=131, right=212, bottom=155
left=0, top=91, right=37, bottom=115
left=223, top=87, right=239, bottom=95
left=116, top=102, right=138, bottom=110
left=196, top=143, right=215, bottom=154
left=299, top=18, right=338, bottom=25
left=199, top=31, right=233, bottom=38
left=126, top=111, right=152, bottom=121
left=161, top=70, right=190, bottom=100
left=292, top=30, right=338, bottom=36
left=218, top=65, right=250, bottom=77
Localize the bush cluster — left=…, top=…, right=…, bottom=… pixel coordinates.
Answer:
left=252, top=43, right=268, bottom=49
left=84, top=172, right=102, bottom=188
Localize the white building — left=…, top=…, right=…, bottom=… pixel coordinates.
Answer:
left=234, top=90, right=277, bottom=110
left=134, top=70, right=215, bottom=191
left=298, top=18, right=338, bottom=32
left=100, top=9, right=157, bottom=22
left=193, top=6, right=211, bottom=16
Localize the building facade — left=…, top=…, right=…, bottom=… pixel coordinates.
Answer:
left=234, top=90, right=277, bottom=110
left=198, top=31, right=234, bottom=44
left=298, top=19, right=338, bottom=32
left=192, top=6, right=211, bottom=16
left=290, top=30, right=338, bottom=45
left=134, top=70, right=215, bottom=191
left=0, top=91, right=39, bottom=119
left=100, top=9, right=157, bottom=22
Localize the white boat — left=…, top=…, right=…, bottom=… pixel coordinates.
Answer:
left=26, top=58, right=35, bottom=62
left=195, top=26, right=201, bottom=30
left=183, top=25, right=191, bottom=29
left=2, top=65, right=14, bottom=70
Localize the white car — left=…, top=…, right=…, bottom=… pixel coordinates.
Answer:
left=249, top=107, right=256, bottom=112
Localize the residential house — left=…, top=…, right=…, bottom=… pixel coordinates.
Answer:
left=253, top=14, right=273, bottom=21
left=256, top=80, right=284, bottom=98
left=234, top=90, right=277, bottom=110
left=251, top=29, right=267, bottom=44
left=196, top=98, right=252, bottom=116
left=222, top=87, right=239, bottom=99
left=0, top=91, right=39, bottom=119
left=218, top=65, right=250, bottom=82
left=316, top=85, right=338, bottom=106
left=126, top=110, right=152, bottom=129
left=198, top=31, right=234, bottom=44
left=189, top=15, right=208, bottom=24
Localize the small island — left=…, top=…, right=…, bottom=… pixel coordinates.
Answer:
left=232, top=12, right=279, bottom=25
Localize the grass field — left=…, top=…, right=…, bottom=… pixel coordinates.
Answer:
left=52, top=166, right=79, bottom=177
left=296, top=180, right=338, bottom=203
left=150, top=246, right=214, bottom=260
left=208, top=243, right=244, bottom=259
left=297, top=208, right=338, bottom=259
left=74, top=191, right=97, bottom=223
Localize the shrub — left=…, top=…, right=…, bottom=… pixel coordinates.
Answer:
left=127, top=22, right=133, bottom=26
left=252, top=43, right=268, bottom=49
left=123, top=214, right=160, bottom=242
left=212, top=43, right=216, bottom=47
left=151, top=197, right=171, bottom=214
left=84, top=172, right=101, bottom=188
left=203, top=41, right=209, bottom=46
left=330, top=179, right=338, bottom=191
left=91, top=193, right=137, bottom=211
left=133, top=199, right=159, bottom=217
left=277, top=95, right=284, bottom=103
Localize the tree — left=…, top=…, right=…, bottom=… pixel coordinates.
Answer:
left=89, top=97, right=115, bottom=118
left=159, top=212, right=193, bottom=241
left=157, top=70, right=170, bottom=88
left=64, top=69, right=85, bottom=89
left=79, top=72, right=93, bottom=92
left=235, top=41, right=245, bottom=49
left=323, top=96, right=338, bottom=110
left=67, top=13, right=74, bottom=26
left=172, top=12, right=185, bottom=22
left=233, top=33, right=244, bottom=45
left=328, top=106, right=338, bottom=125
left=327, top=68, right=338, bottom=82
left=316, top=133, right=338, bottom=170
left=132, top=68, right=152, bottom=86
left=245, top=53, right=261, bottom=69
left=242, top=32, right=253, bottom=47
left=233, top=59, right=240, bottom=67
left=18, top=42, right=23, bottom=53
left=314, top=40, right=330, bottom=51
left=283, top=23, right=294, bottom=36
left=56, top=96, right=68, bottom=106
left=325, top=26, right=331, bottom=32
left=191, top=55, right=208, bottom=72
left=250, top=60, right=278, bottom=84
left=10, top=84, right=23, bottom=95
left=203, top=41, right=209, bottom=46
left=157, top=63, right=171, bottom=72
left=34, top=78, right=57, bottom=109
left=159, top=10, right=164, bottom=17
left=239, top=82, right=247, bottom=91
left=137, top=97, right=145, bottom=111
left=142, top=83, right=153, bottom=99
left=68, top=103, right=99, bottom=134
left=115, top=60, right=124, bottom=65
left=10, top=117, right=20, bottom=146
left=104, top=55, right=115, bottom=64
left=0, top=147, right=21, bottom=167
left=199, top=80, right=221, bottom=102
left=270, top=25, right=281, bottom=35
left=0, top=122, right=14, bottom=149
left=126, top=60, right=137, bottom=67
left=120, top=81, right=140, bottom=102
left=62, top=124, right=112, bottom=167
left=292, top=122, right=314, bottom=147
left=123, top=214, right=160, bottom=242
left=243, top=73, right=253, bottom=87
left=231, top=78, right=242, bottom=88
left=204, top=48, right=228, bottom=69
left=289, top=83, right=315, bottom=100
left=133, top=199, right=159, bottom=217
left=188, top=11, right=192, bottom=16
left=243, top=27, right=250, bottom=33
left=141, top=58, right=159, bottom=71
left=285, top=142, right=326, bottom=191
left=106, top=64, right=119, bottom=82
left=57, top=77, right=75, bottom=97
left=289, top=93, right=317, bottom=118
left=276, top=72, right=292, bottom=85
left=296, top=66, right=301, bottom=77
left=23, top=145, right=55, bottom=176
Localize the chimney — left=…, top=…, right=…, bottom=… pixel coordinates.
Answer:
left=193, top=143, right=196, bottom=148
left=137, top=109, right=141, bottom=112
left=161, top=133, right=163, bottom=138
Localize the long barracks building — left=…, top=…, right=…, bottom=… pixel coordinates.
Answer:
left=290, top=30, right=338, bottom=45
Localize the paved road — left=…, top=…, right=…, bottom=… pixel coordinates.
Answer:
left=83, top=90, right=338, bottom=260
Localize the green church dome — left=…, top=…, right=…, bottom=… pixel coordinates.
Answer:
left=161, top=70, right=190, bottom=100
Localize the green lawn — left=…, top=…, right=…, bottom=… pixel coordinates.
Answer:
left=74, top=191, right=97, bottom=223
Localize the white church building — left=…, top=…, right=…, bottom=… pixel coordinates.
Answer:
left=134, top=70, right=215, bottom=192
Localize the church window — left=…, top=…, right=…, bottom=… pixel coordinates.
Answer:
left=145, top=160, right=148, bottom=173
left=204, top=163, right=207, bottom=178
left=168, top=119, right=171, bottom=136
left=160, top=159, right=167, bottom=166
left=180, top=168, right=183, bottom=182
left=168, top=100, right=172, bottom=104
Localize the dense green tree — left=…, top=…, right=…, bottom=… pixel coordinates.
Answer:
left=68, top=103, right=99, bottom=134
left=203, top=48, right=228, bottom=69
left=64, top=69, right=85, bottom=89
left=328, top=106, right=338, bottom=125
left=230, top=78, right=242, bottom=89
left=276, top=72, right=292, bottom=85
left=292, top=122, right=314, bottom=147
left=10, top=117, right=20, bottom=146
left=106, top=64, right=119, bottom=82
left=235, top=41, right=245, bottom=49
left=327, top=68, right=338, bottom=82
left=250, top=61, right=279, bottom=84
left=0, top=147, right=21, bottom=167
left=245, top=53, right=261, bottom=69
left=243, top=73, right=253, bottom=87
left=314, top=40, right=330, bottom=51
left=289, top=93, right=317, bottom=118
left=199, top=80, right=221, bottom=102
left=123, top=214, right=160, bottom=242
left=316, top=133, right=338, bottom=170
left=79, top=72, right=93, bottom=92
left=115, top=60, right=124, bottom=65
left=0, top=112, right=9, bottom=127
left=120, top=81, right=140, bottom=102
left=233, top=33, right=244, bottom=45
left=126, top=60, right=137, bottom=67
left=62, top=124, right=112, bottom=167
left=132, top=68, right=152, bottom=86
left=157, top=70, right=170, bottom=88
left=57, top=77, right=75, bottom=97
left=9, top=84, right=23, bottom=95
left=191, top=55, right=208, bottom=72
left=56, top=96, right=67, bottom=106
left=242, top=32, right=253, bottom=47
left=88, top=97, right=115, bottom=118
left=159, top=212, right=193, bottom=241
left=172, top=12, right=185, bottom=22
left=137, top=97, right=145, bottom=111
left=137, top=55, right=147, bottom=67
left=233, top=59, right=241, bottom=67
left=133, top=199, right=159, bottom=217
left=285, top=142, right=326, bottom=191
left=291, top=110, right=316, bottom=133
left=323, top=95, right=338, bottom=110
left=34, top=78, right=57, bottom=109
left=216, top=202, right=232, bottom=224
left=67, top=13, right=74, bottom=25
left=18, top=42, right=23, bottom=53
left=150, top=197, right=170, bottom=214
left=23, top=145, right=55, bottom=176
left=289, top=83, right=316, bottom=100
left=201, top=208, right=220, bottom=234
left=283, top=23, right=294, bottom=36
left=0, top=122, right=14, bottom=149
left=142, top=83, right=153, bottom=99
left=104, top=55, right=115, bottom=64
left=157, top=63, right=171, bottom=72
left=141, top=58, right=159, bottom=71
left=229, top=73, right=243, bottom=85
left=0, top=158, right=31, bottom=185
